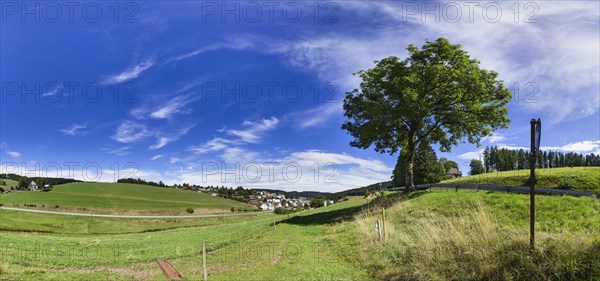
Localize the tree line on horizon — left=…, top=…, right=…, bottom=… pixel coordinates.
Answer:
left=481, top=146, right=600, bottom=173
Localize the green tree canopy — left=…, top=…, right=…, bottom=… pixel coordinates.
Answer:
left=342, top=38, right=511, bottom=191
left=392, top=141, right=447, bottom=186
left=439, top=158, right=459, bottom=170
left=469, top=159, right=485, bottom=175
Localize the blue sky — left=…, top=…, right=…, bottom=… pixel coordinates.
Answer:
left=1, top=1, right=599, bottom=192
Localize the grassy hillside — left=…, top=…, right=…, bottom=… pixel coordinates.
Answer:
left=442, top=167, right=600, bottom=193
left=0, top=178, right=18, bottom=189
left=355, top=190, right=600, bottom=280
left=0, top=182, right=254, bottom=214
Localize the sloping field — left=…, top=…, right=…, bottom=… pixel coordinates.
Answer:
left=0, top=182, right=254, bottom=214
left=0, top=178, right=18, bottom=189
left=355, top=190, right=600, bottom=280
left=442, top=167, right=600, bottom=193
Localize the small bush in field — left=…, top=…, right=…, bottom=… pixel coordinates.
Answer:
left=558, top=178, right=574, bottom=189
left=186, top=207, right=194, bottom=214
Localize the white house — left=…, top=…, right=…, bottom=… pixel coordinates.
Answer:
left=28, top=181, right=38, bottom=191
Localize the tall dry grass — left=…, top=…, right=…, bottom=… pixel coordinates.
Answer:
left=354, top=197, right=600, bottom=281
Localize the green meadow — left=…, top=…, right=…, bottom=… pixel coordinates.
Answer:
left=0, top=182, right=254, bottom=214
left=442, top=167, right=600, bottom=192
left=1, top=181, right=599, bottom=280
left=0, top=198, right=371, bottom=281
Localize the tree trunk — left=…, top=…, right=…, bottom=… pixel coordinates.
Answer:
left=404, top=137, right=416, bottom=193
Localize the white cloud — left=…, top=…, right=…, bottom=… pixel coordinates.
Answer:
left=171, top=149, right=393, bottom=192
left=166, top=38, right=256, bottom=63
left=166, top=43, right=224, bottom=63
left=190, top=117, right=279, bottom=157
left=103, top=60, right=154, bottom=84
left=457, top=149, right=484, bottom=160
left=190, top=137, right=234, bottom=154
left=289, top=103, right=343, bottom=129
left=227, top=117, right=279, bottom=143
left=6, top=151, right=21, bottom=158
left=112, top=121, right=151, bottom=143
left=227, top=2, right=598, bottom=124
left=149, top=95, right=196, bottom=119
left=149, top=125, right=195, bottom=150
left=483, top=133, right=507, bottom=144
left=151, top=155, right=164, bottom=160
left=102, top=146, right=131, bottom=156
left=220, top=147, right=261, bottom=164
left=458, top=140, right=600, bottom=161
left=541, top=140, right=600, bottom=153
left=59, top=123, right=88, bottom=136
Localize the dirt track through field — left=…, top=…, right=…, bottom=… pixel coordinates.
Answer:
left=0, top=206, right=267, bottom=218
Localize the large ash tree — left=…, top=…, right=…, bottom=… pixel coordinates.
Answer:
left=342, top=38, right=511, bottom=191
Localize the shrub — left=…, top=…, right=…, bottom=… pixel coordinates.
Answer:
left=274, top=207, right=288, bottom=215
left=186, top=207, right=194, bottom=214
left=558, top=178, right=575, bottom=189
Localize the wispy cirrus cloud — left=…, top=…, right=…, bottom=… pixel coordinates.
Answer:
left=165, top=39, right=256, bottom=64
left=112, top=121, right=152, bottom=143
left=112, top=120, right=195, bottom=151
left=288, top=103, right=343, bottom=129
left=102, top=146, right=132, bottom=156
left=6, top=151, right=21, bottom=158
left=1, top=142, right=22, bottom=158
left=189, top=137, right=235, bottom=154
left=189, top=117, right=279, bottom=158
left=227, top=117, right=279, bottom=143
left=149, top=125, right=195, bottom=150
left=150, top=95, right=196, bottom=119
left=59, top=123, right=89, bottom=136
left=103, top=59, right=154, bottom=85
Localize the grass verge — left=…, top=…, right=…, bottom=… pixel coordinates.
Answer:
left=354, top=190, right=600, bottom=280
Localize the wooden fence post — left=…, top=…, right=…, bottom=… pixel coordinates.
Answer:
left=202, top=240, right=208, bottom=281
left=376, top=220, right=382, bottom=241
left=382, top=207, right=386, bottom=241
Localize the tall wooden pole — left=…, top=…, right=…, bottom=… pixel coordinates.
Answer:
left=529, top=119, right=536, bottom=250
left=202, top=240, right=208, bottom=281
left=381, top=207, right=386, bottom=241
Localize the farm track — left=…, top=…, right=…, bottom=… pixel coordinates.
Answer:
left=0, top=206, right=267, bottom=218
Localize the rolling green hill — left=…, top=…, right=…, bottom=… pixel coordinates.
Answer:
left=0, top=182, right=255, bottom=214
left=442, top=167, right=600, bottom=193
left=0, top=178, right=18, bottom=189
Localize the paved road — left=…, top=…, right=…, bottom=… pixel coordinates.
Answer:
left=0, top=206, right=268, bottom=218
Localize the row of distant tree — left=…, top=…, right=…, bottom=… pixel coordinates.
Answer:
left=481, top=146, right=600, bottom=173
left=0, top=173, right=80, bottom=191
left=117, top=178, right=337, bottom=199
